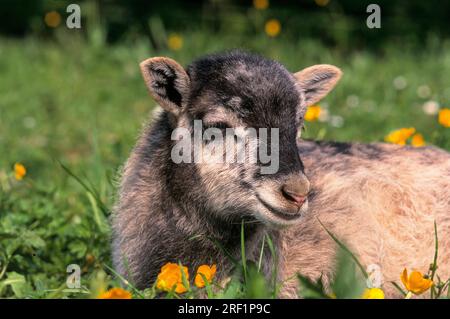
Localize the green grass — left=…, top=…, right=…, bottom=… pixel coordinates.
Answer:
left=0, top=29, right=449, bottom=298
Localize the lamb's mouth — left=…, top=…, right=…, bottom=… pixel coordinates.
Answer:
left=256, top=195, right=303, bottom=221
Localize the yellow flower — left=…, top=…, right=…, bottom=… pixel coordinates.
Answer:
left=384, top=127, right=416, bottom=145
left=85, top=253, right=95, bottom=265
left=167, top=33, right=183, bottom=51
left=315, top=0, right=330, bottom=6
left=400, top=268, right=433, bottom=295
left=362, top=288, right=385, bottom=299
left=438, top=108, right=450, bottom=127
left=411, top=133, right=425, bottom=147
left=265, top=19, right=281, bottom=37
left=304, top=105, right=321, bottom=122
left=156, top=262, right=189, bottom=294
left=14, top=163, right=26, bottom=180
left=44, top=11, right=61, bottom=28
left=98, top=287, right=132, bottom=299
left=194, top=264, right=217, bottom=288
left=253, top=0, right=269, bottom=10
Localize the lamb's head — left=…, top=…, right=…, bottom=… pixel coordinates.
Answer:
left=140, top=51, right=341, bottom=227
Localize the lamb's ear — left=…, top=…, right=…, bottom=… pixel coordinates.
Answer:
left=294, top=64, right=342, bottom=106
left=140, top=57, right=190, bottom=116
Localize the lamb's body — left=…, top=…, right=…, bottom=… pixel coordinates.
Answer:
left=113, top=112, right=450, bottom=298
left=280, top=140, right=450, bottom=297
left=112, top=51, right=450, bottom=298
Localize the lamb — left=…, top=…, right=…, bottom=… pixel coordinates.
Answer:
left=112, top=51, right=450, bottom=298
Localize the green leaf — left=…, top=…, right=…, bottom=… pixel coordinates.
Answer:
left=22, top=231, right=46, bottom=249
left=216, top=274, right=243, bottom=299
left=297, top=274, right=330, bottom=299
left=3, top=272, right=29, bottom=297
left=244, top=264, right=271, bottom=299
left=331, top=249, right=365, bottom=299
left=0, top=233, right=17, bottom=241
left=68, top=241, right=88, bottom=258
left=89, top=269, right=108, bottom=299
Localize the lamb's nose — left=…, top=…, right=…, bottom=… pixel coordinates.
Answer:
left=281, top=174, right=310, bottom=207
left=282, top=187, right=306, bottom=206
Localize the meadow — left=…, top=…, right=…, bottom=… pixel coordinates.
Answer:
left=0, top=22, right=450, bottom=298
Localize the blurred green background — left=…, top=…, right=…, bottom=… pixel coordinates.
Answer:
left=0, top=0, right=449, bottom=298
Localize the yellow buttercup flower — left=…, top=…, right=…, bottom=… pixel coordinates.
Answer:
left=315, top=0, right=330, bottom=6
left=14, top=163, right=26, bottom=180
left=156, top=262, right=189, bottom=293
left=167, top=33, right=183, bottom=51
left=44, top=11, right=61, bottom=28
left=401, top=268, right=433, bottom=295
left=438, top=108, right=450, bottom=127
left=411, top=133, right=425, bottom=147
left=85, top=253, right=95, bottom=265
left=304, top=105, right=321, bottom=122
left=362, top=288, right=385, bottom=299
left=384, top=127, right=416, bottom=145
left=253, top=0, right=269, bottom=10
left=194, top=264, right=217, bottom=288
left=98, top=287, right=132, bottom=299
left=265, top=19, right=281, bottom=37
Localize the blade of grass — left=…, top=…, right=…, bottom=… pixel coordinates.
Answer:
left=86, top=192, right=108, bottom=233
left=188, top=234, right=203, bottom=241
left=431, top=220, right=439, bottom=281
left=265, top=234, right=279, bottom=298
left=45, top=285, right=90, bottom=298
left=241, top=220, right=247, bottom=284
left=45, top=283, right=71, bottom=299
left=103, top=264, right=144, bottom=298
left=178, top=261, right=191, bottom=298
left=120, top=255, right=135, bottom=289
left=206, top=236, right=238, bottom=267
left=317, top=218, right=368, bottom=278
left=430, top=221, right=439, bottom=298
left=390, top=281, right=407, bottom=296
left=257, top=235, right=265, bottom=273
left=200, top=273, right=214, bottom=299
left=82, top=170, right=105, bottom=205
left=165, top=286, right=181, bottom=299
left=59, top=161, right=109, bottom=214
